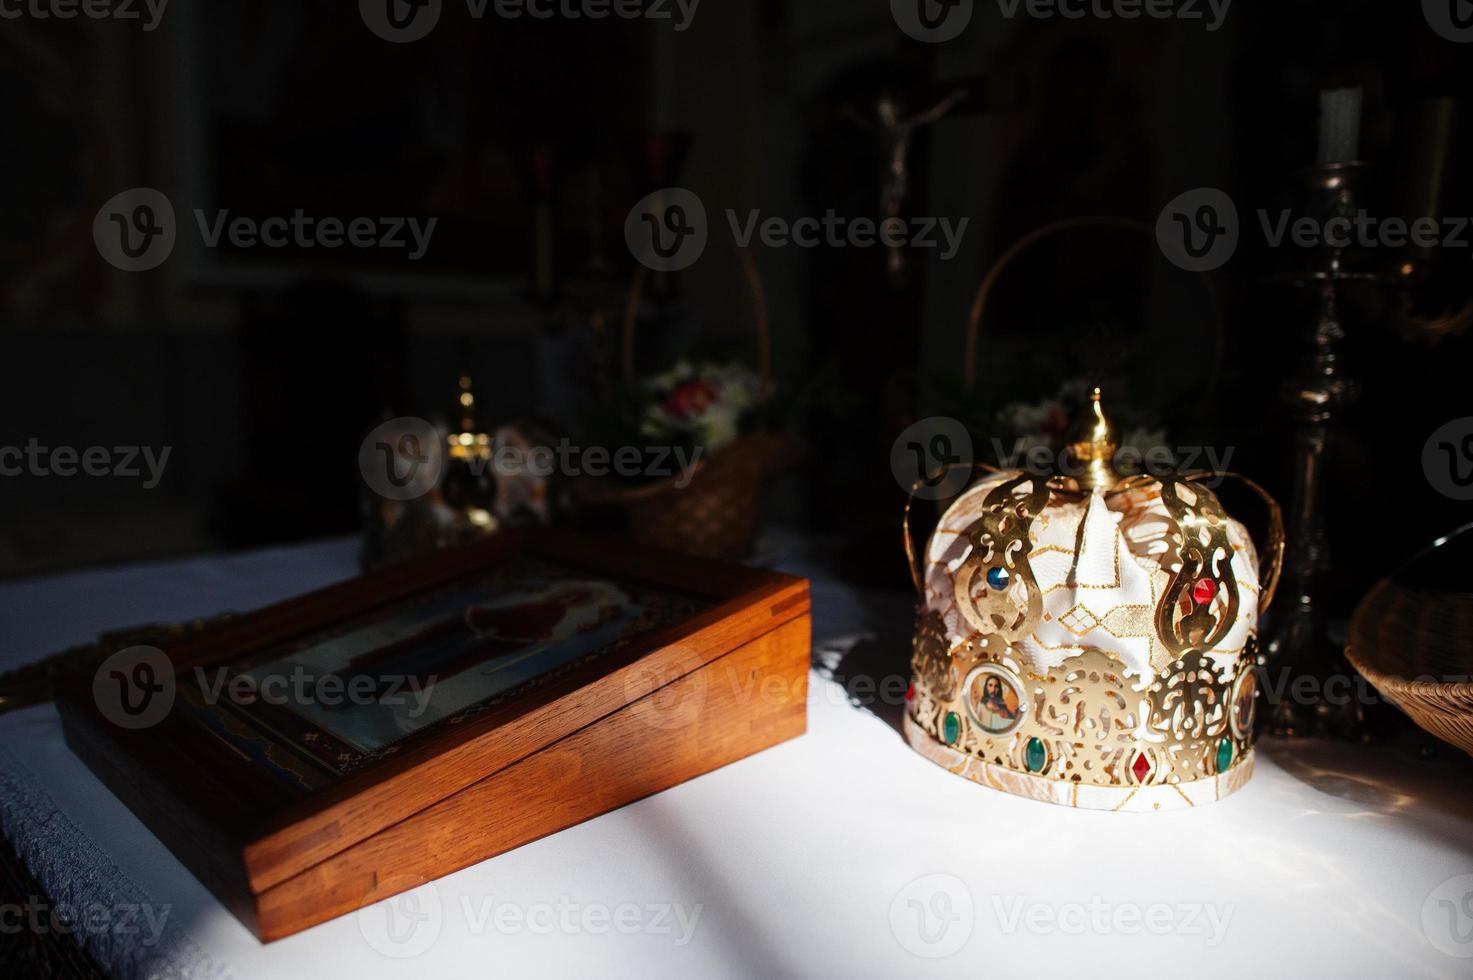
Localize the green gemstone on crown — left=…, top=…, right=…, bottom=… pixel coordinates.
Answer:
left=1216, top=737, right=1234, bottom=773
left=1025, top=737, right=1047, bottom=773
left=942, top=711, right=961, bottom=745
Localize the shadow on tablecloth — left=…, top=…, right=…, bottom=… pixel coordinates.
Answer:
left=1260, top=736, right=1473, bottom=859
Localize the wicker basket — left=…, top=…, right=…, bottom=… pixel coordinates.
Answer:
left=1347, top=575, right=1473, bottom=758
left=581, top=250, right=788, bottom=560
left=594, top=429, right=792, bottom=559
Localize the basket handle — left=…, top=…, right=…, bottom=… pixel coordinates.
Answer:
left=963, top=216, right=1223, bottom=395
left=621, top=249, right=772, bottom=399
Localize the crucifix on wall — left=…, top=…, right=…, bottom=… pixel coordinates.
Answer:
left=841, top=77, right=1014, bottom=285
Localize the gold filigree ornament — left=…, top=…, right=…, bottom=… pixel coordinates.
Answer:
left=901, top=390, right=1284, bottom=811
left=952, top=474, right=1050, bottom=642
left=911, top=609, right=959, bottom=702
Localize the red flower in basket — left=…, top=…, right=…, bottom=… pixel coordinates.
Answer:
left=642, top=361, right=762, bottom=453
left=662, top=379, right=722, bottom=422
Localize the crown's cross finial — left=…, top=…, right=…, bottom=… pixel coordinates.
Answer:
left=1065, top=387, right=1120, bottom=490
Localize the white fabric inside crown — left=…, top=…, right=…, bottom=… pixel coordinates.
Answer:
left=924, top=473, right=1261, bottom=681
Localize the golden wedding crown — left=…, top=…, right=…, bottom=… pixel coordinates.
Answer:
left=903, top=391, right=1284, bottom=811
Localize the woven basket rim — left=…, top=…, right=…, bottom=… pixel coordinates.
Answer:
left=573, top=430, right=792, bottom=504
left=1347, top=644, right=1473, bottom=698
left=1347, top=577, right=1473, bottom=758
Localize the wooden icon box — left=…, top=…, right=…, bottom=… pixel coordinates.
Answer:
left=55, top=532, right=810, bottom=941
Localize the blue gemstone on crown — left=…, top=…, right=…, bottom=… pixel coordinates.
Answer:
left=986, top=566, right=1010, bottom=590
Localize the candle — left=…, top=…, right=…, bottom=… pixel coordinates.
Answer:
left=1316, top=86, right=1363, bottom=165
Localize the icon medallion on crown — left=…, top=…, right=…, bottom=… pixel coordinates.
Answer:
left=902, top=390, right=1284, bottom=811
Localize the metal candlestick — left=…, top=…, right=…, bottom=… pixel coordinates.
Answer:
left=1261, top=161, right=1383, bottom=738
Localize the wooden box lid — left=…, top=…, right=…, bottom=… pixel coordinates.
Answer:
left=56, top=531, right=810, bottom=938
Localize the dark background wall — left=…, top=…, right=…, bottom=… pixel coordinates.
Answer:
left=1, top=0, right=1469, bottom=622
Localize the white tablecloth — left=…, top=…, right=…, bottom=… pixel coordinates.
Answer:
left=2, top=537, right=1471, bottom=979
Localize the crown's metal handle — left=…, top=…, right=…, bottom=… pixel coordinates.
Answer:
left=902, top=463, right=1002, bottom=597
left=1202, top=471, right=1285, bottom=616
left=902, top=480, right=929, bottom=595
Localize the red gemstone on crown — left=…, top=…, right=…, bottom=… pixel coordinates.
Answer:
left=1130, top=752, right=1152, bottom=783
left=905, top=683, right=915, bottom=702
left=1192, top=579, right=1218, bottom=605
